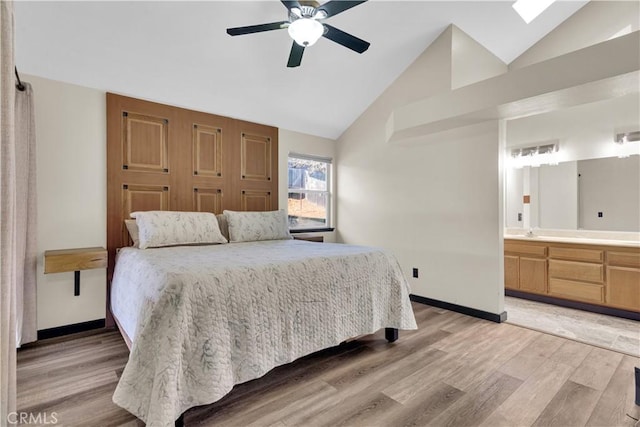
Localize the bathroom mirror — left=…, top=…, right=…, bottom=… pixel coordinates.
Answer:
left=505, top=155, right=640, bottom=232
left=505, top=94, right=640, bottom=233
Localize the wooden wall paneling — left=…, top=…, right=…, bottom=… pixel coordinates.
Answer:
left=235, top=119, right=278, bottom=211
left=186, top=109, right=233, bottom=213
left=107, top=94, right=180, bottom=327
left=193, top=124, right=223, bottom=178
left=122, top=184, right=170, bottom=213
left=241, top=190, right=272, bottom=211
left=121, top=184, right=170, bottom=243
left=122, top=112, right=169, bottom=173
left=241, top=132, right=271, bottom=181
left=193, top=187, right=223, bottom=214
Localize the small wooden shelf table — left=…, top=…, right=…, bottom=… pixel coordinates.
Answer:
left=44, top=247, right=107, bottom=296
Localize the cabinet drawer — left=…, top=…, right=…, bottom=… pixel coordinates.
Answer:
left=607, top=251, right=640, bottom=268
left=549, top=247, right=603, bottom=263
left=549, top=278, right=604, bottom=304
left=504, top=242, right=547, bottom=257
left=606, top=266, right=640, bottom=312
left=548, top=260, right=603, bottom=283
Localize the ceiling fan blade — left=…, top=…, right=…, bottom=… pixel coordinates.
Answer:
left=322, top=24, right=370, bottom=54
left=317, top=1, right=367, bottom=18
left=287, top=42, right=305, bottom=68
left=281, top=1, right=301, bottom=11
left=227, top=21, right=289, bottom=36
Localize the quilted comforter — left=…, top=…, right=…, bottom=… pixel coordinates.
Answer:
left=111, top=239, right=417, bottom=426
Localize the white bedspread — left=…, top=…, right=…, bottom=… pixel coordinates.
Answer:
left=111, top=240, right=417, bottom=426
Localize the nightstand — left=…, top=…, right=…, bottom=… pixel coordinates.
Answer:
left=293, top=235, right=324, bottom=243
left=44, top=247, right=107, bottom=296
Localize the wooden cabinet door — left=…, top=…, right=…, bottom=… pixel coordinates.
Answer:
left=606, top=266, right=640, bottom=312
left=504, top=255, right=519, bottom=290
left=519, top=257, right=547, bottom=294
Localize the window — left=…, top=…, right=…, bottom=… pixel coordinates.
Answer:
left=287, top=153, right=332, bottom=231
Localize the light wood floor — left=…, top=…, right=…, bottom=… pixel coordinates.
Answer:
left=17, top=302, right=640, bottom=426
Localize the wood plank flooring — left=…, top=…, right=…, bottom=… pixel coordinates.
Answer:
left=17, top=302, right=640, bottom=426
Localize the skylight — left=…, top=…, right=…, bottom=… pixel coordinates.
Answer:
left=513, top=0, right=557, bottom=24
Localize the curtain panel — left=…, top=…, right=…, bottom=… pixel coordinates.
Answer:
left=1, top=0, right=18, bottom=422
left=15, top=83, right=37, bottom=346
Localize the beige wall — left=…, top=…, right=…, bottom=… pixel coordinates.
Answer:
left=450, top=26, right=506, bottom=89
left=578, top=156, right=640, bottom=231
left=510, top=0, right=640, bottom=69
left=28, top=74, right=107, bottom=330
left=507, top=94, right=640, bottom=162
left=337, top=27, right=506, bottom=315
left=28, top=74, right=335, bottom=329
left=337, top=3, right=638, bottom=315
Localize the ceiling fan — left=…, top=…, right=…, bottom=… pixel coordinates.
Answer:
left=226, top=1, right=370, bottom=68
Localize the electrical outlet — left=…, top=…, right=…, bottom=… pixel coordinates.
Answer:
left=412, top=268, right=419, bottom=278
left=517, top=213, right=522, bottom=221
left=598, top=212, right=603, bottom=218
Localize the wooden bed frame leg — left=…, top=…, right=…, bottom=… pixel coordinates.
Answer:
left=175, top=413, right=184, bottom=427
left=385, top=328, right=398, bottom=343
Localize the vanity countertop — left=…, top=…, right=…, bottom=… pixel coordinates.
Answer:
left=505, top=234, right=640, bottom=248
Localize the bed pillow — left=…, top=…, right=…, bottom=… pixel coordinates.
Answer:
left=124, top=219, right=139, bottom=248
left=130, top=211, right=228, bottom=249
left=223, top=210, right=292, bottom=242
left=215, top=214, right=230, bottom=241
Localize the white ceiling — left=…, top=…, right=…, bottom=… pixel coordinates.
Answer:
left=15, top=0, right=588, bottom=139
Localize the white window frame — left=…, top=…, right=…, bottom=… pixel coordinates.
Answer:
left=287, top=153, right=333, bottom=231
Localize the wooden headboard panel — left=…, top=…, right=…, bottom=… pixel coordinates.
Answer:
left=106, top=93, right=278, bottom=327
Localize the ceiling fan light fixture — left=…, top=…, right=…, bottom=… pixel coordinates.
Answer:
left=288, top=18, right=324, bottom=47
left=313, top=9, right=328, bottom=20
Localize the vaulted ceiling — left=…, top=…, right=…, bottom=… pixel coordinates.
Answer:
left=15, top=1, right=587, bottom=139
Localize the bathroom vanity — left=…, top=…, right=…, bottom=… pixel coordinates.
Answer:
left=505, top=235, right=640, bottom=317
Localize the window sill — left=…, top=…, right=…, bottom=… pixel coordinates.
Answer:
left=289, top=227, right=335, bottom=234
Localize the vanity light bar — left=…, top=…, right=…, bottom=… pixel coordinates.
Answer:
left=510, top=142, right=558, bottom=158
left=614, top=131, right=640, bottom=144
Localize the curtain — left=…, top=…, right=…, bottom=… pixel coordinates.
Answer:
left=0, top=0, right=18, bottom=422
left=15, top=82, right=37, bottom=346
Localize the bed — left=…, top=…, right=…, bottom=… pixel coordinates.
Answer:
left=109, top=212, right=417, bottom=426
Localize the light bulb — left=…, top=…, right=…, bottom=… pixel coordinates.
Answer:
left=288, top=18, right=324, bottom=47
